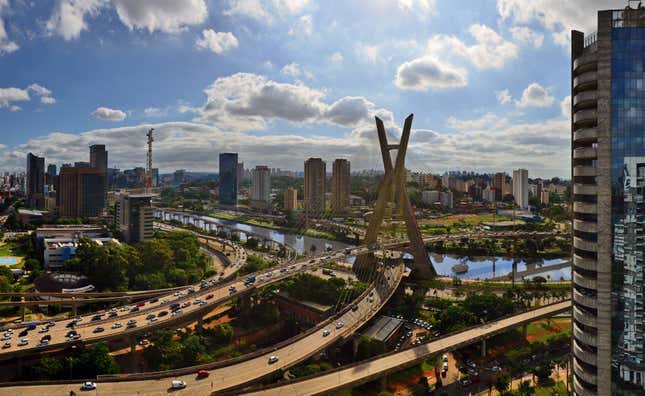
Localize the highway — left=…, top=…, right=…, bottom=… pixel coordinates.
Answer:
left=241, top=300, right=572, bottom=396
left=0, top=252, right=403, bottom=395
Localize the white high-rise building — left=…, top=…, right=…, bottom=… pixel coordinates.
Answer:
left=512, top=169, right=528, bottom=210
left=251, top=165, right=271, bottom=209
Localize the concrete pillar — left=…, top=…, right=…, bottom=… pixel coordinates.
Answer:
left=71, top=297, right=77, bottom=318
left=380, top=374, right=389, bottom=391
left=523, top=323, right=528, bottom=338
left=196, top=317, right=204, bottom=334
left=481, top=339, right=487, bottom=357
left=20, top=297, right=25, bottom=322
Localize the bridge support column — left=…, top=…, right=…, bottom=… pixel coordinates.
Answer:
left=196, top=317, right=204, bottom=334
left=380, top=374, right=389, bottom=391
left=481, top=339, right=487, bottom=357
left=20, top=297, right=25, bottom=322
left=71, top=297, right=77, bottom=318
left=523, top=323, right=528, bottom=338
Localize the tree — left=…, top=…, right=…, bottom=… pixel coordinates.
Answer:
left=356, top=335, right=385, bottom=360
left=517, top=380, right=535, bottom=396
left=533, top=361, right=554, bottom=384
left=494, top=374, right=510, bottom=394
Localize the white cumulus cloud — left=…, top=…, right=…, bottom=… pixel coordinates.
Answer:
left=46, top=0, right=107, bottom=41
left=113, top=0, right=207, bottom=33
left=516, top=82, right=555, bottom=108
left=92, top=106, right=127, bottom=121
left=496, top=89, right=512, bottom=104
left=330, top=52, right=343, bottom=64
left=195, top=29, right=238, bottom=54
left=224, top=0, right=273, bottom=23
left=281, top=62, right=301, bottom=77
left=394, top=57, right=467, bottom=91
left=509, top=26, right=544, bottom=48
left=0, top=1, right=18, bottom=55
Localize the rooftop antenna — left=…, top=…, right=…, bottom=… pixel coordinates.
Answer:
left=144, top=128, right=154, bottom=193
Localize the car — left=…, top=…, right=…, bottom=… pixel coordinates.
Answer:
left=150, top=298, right=159, bottom=303
left=459, top=378, right=472, bottom=387
left=146, top=314, right=156, bottom=320
left=322, top=329, right=330, bottom=337
left=336, top=322, right=344, bottom=329
left=130, top=306, right=140, bottom=313
left=268, top=355, right=279, bottom=364
left=41, top=334, right=51, bottom=341
left=127, top=322, right=137, bottom=329
left=81, top=382, right=97, bottom=390
left=93, top=326, right=105, bottom=333
left=171, top=309, right=183, bottom=316
left=138, top=339, right=149, bottom=346
left=1, top=334, right=10, bottom=341
left=111, top=322, right=123, bottom=329
left=18, top=330, right=28, bottom=337
left=47, top=321, right=55, bottom=327
left=27, top=324, right=37, bottom=330
left=196, top=370, right=209, bottom=379
left=108, top=312, right=118, bottom=318
left=37, top=339, right=49, bottom=347
left=351, top=304, right=358, bottom=311
left=66, top=330, right=78, bottom=337
left=158, top=310, right=168, bottom=317
left=136, top=302, right=146, bottom=307
left=1, top=342, right=9, bottom=349
left=442, top=354, right=448, bottom=362
left=206, top=294, right=214, bottom=300
left=171, top=380, right=186, bottom=389
left=38, top=327, right=49, bottom=333
left=17, top=338, right=28, bottom=346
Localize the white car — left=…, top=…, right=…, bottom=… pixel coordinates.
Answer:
left=17, top=338, right=28, bottom=346
left=268, top=355, right=279, bottom=364
left=81, top=382, right=96, bottom=390
left=336, top=322, right=344, bottom=329
left=322, top=329, right=330, bottom=337
left=171, top=380, right=186, bottom=389
left=111, top=322, right=123, bottom=329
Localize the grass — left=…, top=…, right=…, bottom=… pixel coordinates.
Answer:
left=534, top=381, right=569, bottom=396
left=0, top=242, right=19, bottom=257
left=526, top=318, right=571, bottom=344
left=419, top=213, right=514, bottom=228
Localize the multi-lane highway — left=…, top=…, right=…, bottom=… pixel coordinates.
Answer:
left=241, top=300, right=572, bottom=396
left=0, top=251, right=403, bottom=395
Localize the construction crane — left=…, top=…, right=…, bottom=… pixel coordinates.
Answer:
left=144, top=128, right=154, bottom=193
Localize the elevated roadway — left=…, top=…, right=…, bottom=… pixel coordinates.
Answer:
left=241, top=300, right=571, bottom=396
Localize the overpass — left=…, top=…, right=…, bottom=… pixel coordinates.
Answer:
left=239, top=300, right=571, bottom=396
left=0, top=300, right=571, bottom=396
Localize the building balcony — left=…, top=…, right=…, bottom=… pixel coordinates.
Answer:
left=574, top=271, right=598, bottom=290
left=574, top=289, right=598, bottom=309
left=573, top=202, right=597, bottom=215
left=573, top=109, right=597, bottom=127
left=573, top=147, right=597, bottom=160
left=573, top=53, right=598, bottom=74
left=573, top=128, right=598, bottom=143
left=573, top=323, right=597, bottom=347
left=574, top=218, right=597, bottom=233
left=573, top=71, right=598, bottom=92
left=574, top=237, right=597, bottom=253
left=573, top=184, right=597, bottom=196
left=573, top=375, right=597, bottom=396
left=573, top=90, right=598, bottom=110
left=573, top=254, right=597, bottom=271
left=573, top=166, right=596, bottom=177
left=574, top=305, right=597, bottom=327
left=574, top=339, right=597, bottom=366
left=574, top=359, right=598, bottom=385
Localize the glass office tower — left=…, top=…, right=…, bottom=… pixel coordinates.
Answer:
left=572, top=7, right=645, bottom=396
left=219, top=153, right=238, bottom=206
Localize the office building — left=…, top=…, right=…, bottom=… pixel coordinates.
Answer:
left=440, top=191, right=453, bottom=209
left=284, top=187, right=298, bottom=211
left=304, top=158, right=326, bottom=214
left=571, top=7, right=645, bottom=394
left=26, top=153, right=45, bottom=208
left=90, top=144, right=108, bottom=203
left=421, top=190, right=440, bottom=205
left=58, top=166, right=106, bottom=217
left=173, top=169, right=185, bottom=185
left=237, top=162, right=245, bottom=186
left=482, top=186, right=496, bottom=203
left=512, top=169, right=529, bottom=209
left=219, top=153, right=238, bottom=206
left=251, top=165, right=271, bottom=209
left=493, top=172, right=506, bottom=201
left=331, top=159, right=350, bottom=213
left=114, top=193, right=154, bottom=243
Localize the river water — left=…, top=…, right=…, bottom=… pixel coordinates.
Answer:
left=164, top=213, right=571, bottom=281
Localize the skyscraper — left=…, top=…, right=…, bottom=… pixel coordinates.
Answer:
left=493, top=172, right=506, bottom=201
left=26, top=153, right=45, bottom=208
left=114, top=193, right=153, bottom=243
left=512, top=169, right=528, bottom=210
left=571, top=7, right=645, bottom=394
left=304, top=158, right=326, bottom=214
left=219, top=153, right=238, bottom=206
left=251, top=165, right=271, bottom=209
left=58, top=165, right=106, bottom=217
left=331, top=159, right=350, bottom=213
left=284, top=187, right=298, bottom=211
left=90, top=144, right=108, bottom=203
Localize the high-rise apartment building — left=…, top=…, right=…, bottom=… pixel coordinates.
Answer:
left=219, top=153, right=238, bottom=206
left=26, top=153, right=45, bottom=208
left=251, top=165, right=271, bottom=209
left=571, top=7, right=645, bottom=394
left=58, top=166, right=106, bottom=217
left=173, top=169, right=185, bottom=185
left=114, top=193, right=153, bottom=243
left=512, top=169, right=529, bottom=209
left=304, top=158, right=326, bottom=214
left=331, top=159, right=350, bottom=213
left=284, top=187, right=298, bottom=211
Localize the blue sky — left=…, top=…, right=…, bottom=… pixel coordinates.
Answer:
left=0, top=0, right=620, bottom=177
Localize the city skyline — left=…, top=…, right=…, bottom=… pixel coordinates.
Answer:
left=0, top=1, right=618, bottom=177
